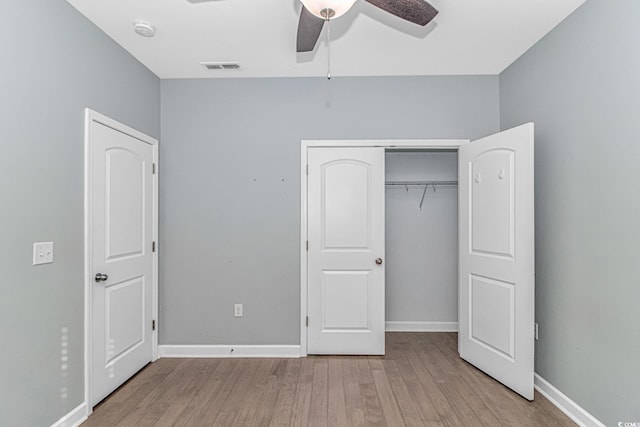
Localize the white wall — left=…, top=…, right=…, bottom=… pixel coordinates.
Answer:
left=385, top=151, right=458, bottom=325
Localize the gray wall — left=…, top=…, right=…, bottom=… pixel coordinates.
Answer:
left=500, top=0, right=640, bottom=424
left=160, top=76, right=499, bottom=345
left=386, top=152, right=458, bottom=323
left=0, top=1, right=160, bottom=425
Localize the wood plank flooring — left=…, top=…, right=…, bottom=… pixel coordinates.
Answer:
left=82, top=333, right=575, bottom=427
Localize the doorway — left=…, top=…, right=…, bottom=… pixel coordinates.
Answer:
left=84, top=109, right=159, bottom=410
left=300, top=139, right=466, bottom=358
left=385, top=150, right=459, bottom=333
left=300, top=124, right=535, bottom=399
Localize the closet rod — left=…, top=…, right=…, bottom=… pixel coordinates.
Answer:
left=385, top=180, right=458, bottom=186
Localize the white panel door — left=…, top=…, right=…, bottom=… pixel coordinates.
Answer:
left=458, top=123, right=535, bottom=400
left=307, top=147, right=385, bottom=355
left=91, top=121, right=154, bottom=405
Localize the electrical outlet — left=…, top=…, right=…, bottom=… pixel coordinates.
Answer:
left=234, top=304, right=243, bottom=317
left=33, top=242, right=54, bottom=265
left=534, top=323, right=539, bottom=340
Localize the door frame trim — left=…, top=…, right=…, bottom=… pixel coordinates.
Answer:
left=300, top=139, right=468, bottom=356
left=83, top=109, right=159, bottom=414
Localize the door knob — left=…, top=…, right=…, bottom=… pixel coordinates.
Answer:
left=95, top=273, right=109, bottom=283
left=375, top=258, right=383, bottom=265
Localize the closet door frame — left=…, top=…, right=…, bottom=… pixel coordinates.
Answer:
left=300, top=139, right=468, bottom=356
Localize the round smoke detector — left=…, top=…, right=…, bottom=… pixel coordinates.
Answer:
left=133, top=20, right=155, bottom=37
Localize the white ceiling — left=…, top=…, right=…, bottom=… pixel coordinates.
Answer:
left=66, top=0, right=585, bottom=79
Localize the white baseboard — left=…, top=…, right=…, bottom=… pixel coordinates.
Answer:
left=534, top=374, right=605, bottom=427
left=158, top=345, right=301, bottom=358
left=51, top=402, right=87, bottom=427
left=385, top=321, right=458, bottom=332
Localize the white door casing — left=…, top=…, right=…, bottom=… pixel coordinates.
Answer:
left=458, top=123, right=535, bottom=400
left=85, top=110, right=158, bottom=407
left=307, top=147, right=386, bottom=355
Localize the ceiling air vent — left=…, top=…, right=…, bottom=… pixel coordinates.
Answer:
left=201, top=62, right=241, bottom=71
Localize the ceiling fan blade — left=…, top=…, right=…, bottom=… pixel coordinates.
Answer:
left=297, top=6, right=325, bottom=52
left=365, top=0, right=438, bottom=26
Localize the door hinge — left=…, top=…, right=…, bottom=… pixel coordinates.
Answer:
left=306, top=316, right=308, bottom=327
left=306, top=240, right=309, bottom=251
left=152, top=320, right=156, bottom=331
left=152, top=163, right=156, bottom=174
left=152, top=241, right=156, bottom=252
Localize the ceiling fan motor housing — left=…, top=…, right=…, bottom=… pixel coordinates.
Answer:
left=320, top=8, right=336, bottom=19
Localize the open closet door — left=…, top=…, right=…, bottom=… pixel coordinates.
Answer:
left=307, top=147, right=385, bottom=355
left=458, top=123, right=535, bottom=400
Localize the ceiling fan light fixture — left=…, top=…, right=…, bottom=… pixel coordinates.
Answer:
left=300, top=0, right=357, bottom=20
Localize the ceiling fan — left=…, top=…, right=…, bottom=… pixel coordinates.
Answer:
left=296, top=0, right=438, bottom=52
left=187, top=0, right=438, bottom=53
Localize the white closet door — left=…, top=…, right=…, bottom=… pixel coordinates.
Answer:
left=458, top=123, right=535, bottom=400
left=307, top=147, right=385, bottom=355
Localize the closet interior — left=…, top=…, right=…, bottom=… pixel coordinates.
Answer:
left=385, top=150, right=459, bottom=328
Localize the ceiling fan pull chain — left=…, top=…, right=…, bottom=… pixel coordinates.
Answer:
left=327, top=16, right=331, bottom=80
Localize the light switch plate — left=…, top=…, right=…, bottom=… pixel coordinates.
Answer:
left=33, top=242, right=54, bottom=265
left=234, top=304, right=243, bottom=317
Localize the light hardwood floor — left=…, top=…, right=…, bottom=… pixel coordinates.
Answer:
left=82, top=332, right=575, bottom=427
